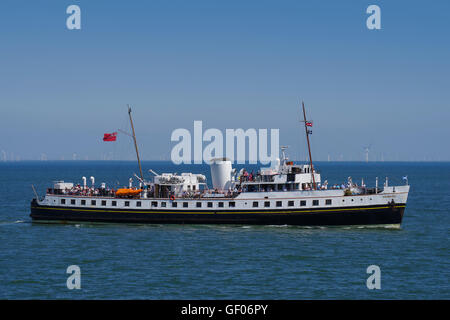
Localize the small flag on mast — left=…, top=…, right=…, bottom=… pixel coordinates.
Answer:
left=306, top=121, right=313, bottom=127
left=103, top=132, right=117, bottom=141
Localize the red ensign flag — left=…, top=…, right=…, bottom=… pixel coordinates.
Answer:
left=306, top=122, right=313, bottom=127
left=103, top=132, right=117, bottom=141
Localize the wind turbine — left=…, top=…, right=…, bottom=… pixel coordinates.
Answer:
left=363, top=144, right=372, bottom=163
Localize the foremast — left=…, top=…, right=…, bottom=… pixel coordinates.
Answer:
left=128, top=105, right=144, bottom=181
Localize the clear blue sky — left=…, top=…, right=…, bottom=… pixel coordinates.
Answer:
left=0, top=0, right=449, bottom=161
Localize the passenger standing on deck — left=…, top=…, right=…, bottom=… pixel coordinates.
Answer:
left=243, top=170, right=248, bottom=182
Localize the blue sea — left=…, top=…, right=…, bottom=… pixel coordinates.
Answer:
left=0, top=161, right=448, bottom=299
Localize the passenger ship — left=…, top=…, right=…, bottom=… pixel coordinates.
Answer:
left=30, top=104, right=410, bottom=227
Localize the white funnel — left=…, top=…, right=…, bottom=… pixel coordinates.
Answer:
left=210, top=158, right=232, bottom=191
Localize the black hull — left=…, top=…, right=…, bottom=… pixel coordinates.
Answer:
left=30, top=200, right=406, bottom=226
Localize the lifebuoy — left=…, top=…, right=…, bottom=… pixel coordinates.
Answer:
left=170, top=195, right=175, bottom=201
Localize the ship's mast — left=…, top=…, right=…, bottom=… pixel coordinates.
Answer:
left=128, top=105, right=144, bottom=181
left=301, top=101, right=316, bottom=190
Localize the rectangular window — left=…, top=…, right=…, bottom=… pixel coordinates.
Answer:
left=61, top=199, right=66, bottom=205
left=326, top=199, right=332, bottom=205
left=151, top=201, right=158, bottom=207
left=183, top=202, right=188, bottom=208
left=288, top=201, right=294, bottom=207
left=125, top=201, right=130, bottom=207
left=71, top=199, right=76, bottom=205
left=136, top=201, right=142, bottom=207
left=161, top=202, right=166, bottom=207
left=229, top=202, right=235, bottom=208
left=253, top=201, right=259, bottom=208
left=313, top=200, right=319, bottom=206
left=218, top=202, right=224, bottom=208
left=196, top=202, right=202, bottom=208
left=172, top=202, right=177, bottom=208
left=276, top=201, right=282, bottom=207
left=264, top=201, right=270, bottom=208
left=91, top=200, right=96, bottom=206
left=81, top=199, right=86, bottom=205
left=101, top=200, right=107, bottom=206
left=111, top=200, right=117, bottom=206
left=207, top=202, right=213, bottom=208
left=300, top=200, right=306, bottom=206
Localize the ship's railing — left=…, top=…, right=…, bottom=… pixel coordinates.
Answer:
left=46, top=187, right=240, bottom=200
left=46, top=188, right=122, bottom=198
left=238, top=174, right=273, bottom=183
left=342, top=187, right=382, bottom=196
left=46, top=184, right=385, bottom=199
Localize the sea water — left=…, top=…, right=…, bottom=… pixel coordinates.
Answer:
left=0, top=161, right=448, bottom=299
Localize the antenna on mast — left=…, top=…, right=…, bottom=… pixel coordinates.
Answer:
left=300, top=101, right=316, bottom=190
left=280, top=146, right=289, bottom=165
left=128, top=105, right=144, bottom=181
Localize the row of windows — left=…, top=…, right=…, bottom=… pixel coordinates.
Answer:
left=59, top=198, right=333, bottom=208
left=60, top=198, right=139, bottom=207
left=252, top=199, right=332, bottom=207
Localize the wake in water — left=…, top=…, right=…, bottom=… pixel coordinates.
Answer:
left=0, top=220, right=25, bottom=226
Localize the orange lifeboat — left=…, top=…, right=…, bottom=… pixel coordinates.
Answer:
left=115, top=188, right=142, bottom=197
